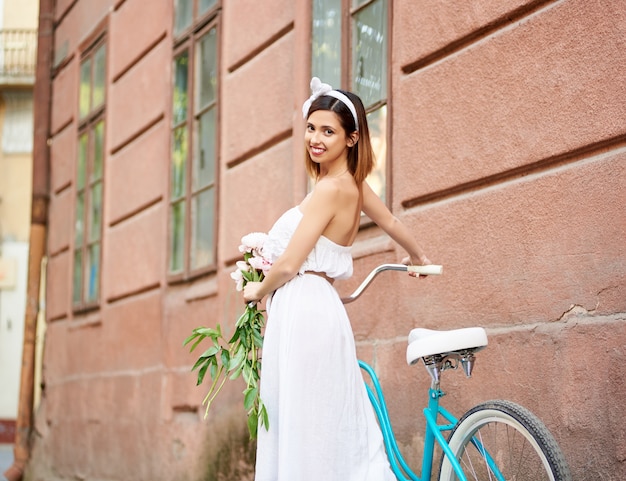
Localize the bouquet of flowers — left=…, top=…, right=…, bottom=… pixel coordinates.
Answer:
left=184, top=232, right=271, bottom=439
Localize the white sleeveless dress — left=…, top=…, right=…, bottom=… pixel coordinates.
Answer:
left=255, top=206, right=396, bottom=481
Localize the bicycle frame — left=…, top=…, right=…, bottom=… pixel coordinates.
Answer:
left=349, top=265, right=505, bottom=481
left=359, top=361, right=464, bottom=481
left=360, top=361, right=504, bottom=481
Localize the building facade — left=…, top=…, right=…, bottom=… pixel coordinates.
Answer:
left=0, top=0, right=38, bottom=452
left=20, top=0, right=626, bottom=480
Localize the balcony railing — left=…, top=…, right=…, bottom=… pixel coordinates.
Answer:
left=0, top=29, right=37, bottom=84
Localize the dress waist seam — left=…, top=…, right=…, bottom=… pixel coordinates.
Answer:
left=304, top=270, right=335, bottom=285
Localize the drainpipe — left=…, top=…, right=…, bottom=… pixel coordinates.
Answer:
left=4, top=0, right=54, bottom=480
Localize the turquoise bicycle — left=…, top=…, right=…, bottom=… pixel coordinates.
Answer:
left=343, top=264, right=572, bottom=481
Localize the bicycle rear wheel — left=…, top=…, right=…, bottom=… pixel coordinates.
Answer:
left=439, top=400, right=571, bottom=481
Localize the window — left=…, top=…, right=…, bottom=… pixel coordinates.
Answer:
left=170, top=3, right=219, bottom=279
left=173, top=0, right=218, bottom=37
left=73, top=39, right=106, bottom=309
left=1, top=90, right=34, bottom=153
left=311, top=0, right=388, bottom=202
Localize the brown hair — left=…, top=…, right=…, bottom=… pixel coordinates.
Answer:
left=304, top=90, right=375, bottom=184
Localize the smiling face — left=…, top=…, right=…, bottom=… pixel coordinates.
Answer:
left=305, top=110, right=357, bottom=171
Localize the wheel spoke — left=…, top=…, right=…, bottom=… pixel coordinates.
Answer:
left=438, top=401, right=571, bottom=481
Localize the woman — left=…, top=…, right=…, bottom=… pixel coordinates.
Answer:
left=243, top=78, right=431, bottom=480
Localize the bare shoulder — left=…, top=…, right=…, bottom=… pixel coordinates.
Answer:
left=321, top=175, right=359, bottom=201
left=298, top=179, right=340, bottom=217
left=313, top=177, right=342, bottom=198
left=301, top=176, right=359, bottom=219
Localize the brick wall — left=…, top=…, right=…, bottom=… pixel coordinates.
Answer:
left=29, top=0, right=626, bottom=480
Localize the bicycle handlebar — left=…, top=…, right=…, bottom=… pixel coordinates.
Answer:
left=340, top=264, right=443, bottom=304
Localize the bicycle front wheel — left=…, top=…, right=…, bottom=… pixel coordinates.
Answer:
left=439, top=400, right=571, bottom=481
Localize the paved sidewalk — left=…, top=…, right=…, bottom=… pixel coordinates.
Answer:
left=0, top=444, right=13, bottom=481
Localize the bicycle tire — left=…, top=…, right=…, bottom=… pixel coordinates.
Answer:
left=438, top=400, right=572, bottom=481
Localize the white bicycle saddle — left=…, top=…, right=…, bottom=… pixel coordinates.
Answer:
left=406, top=327, right=488, bottom=365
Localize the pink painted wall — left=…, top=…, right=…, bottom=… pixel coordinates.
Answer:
left=29, top=0, right=625, bottom=480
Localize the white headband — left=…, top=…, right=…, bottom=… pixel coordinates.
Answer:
left=301, top=77, right=359, bottom=130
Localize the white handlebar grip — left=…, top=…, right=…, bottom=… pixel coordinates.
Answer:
left=407, top=264, right=443, bottom=276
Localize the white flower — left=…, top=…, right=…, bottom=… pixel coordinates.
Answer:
left=232, top=232, right=272, bottom=291
left=239, top=232, right=268, bottom=256
left=230, top=261, right=249, bottom=291
left=236, top=260, right=249, bottom=272
left=248, top=255, right=272, bottom=274
left=230, top=269, right=244, bottom=291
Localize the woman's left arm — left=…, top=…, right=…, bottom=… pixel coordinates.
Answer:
left=361, top=181, right=430, bottom=266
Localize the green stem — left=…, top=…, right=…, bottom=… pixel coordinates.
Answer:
left=204, top=372, right=229, bottom=417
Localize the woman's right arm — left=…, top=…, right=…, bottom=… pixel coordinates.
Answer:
left=361, top=181, right=430, bottom=266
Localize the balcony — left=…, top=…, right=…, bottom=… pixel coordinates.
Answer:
left=0, top=29, right=37, bottom=86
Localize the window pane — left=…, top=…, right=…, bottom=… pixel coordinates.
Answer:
left=352, top=0, right=387, bottom=107
left=171, top=126, right=187, bottom=199
left=191, top=188, right=215, bottom=270
left=92, top=44, right=106, bottom=109
left=174, top=0, right=193, bottom=36
left=365, top=105, right=387, bottom=201
left=311, top=0, right=341, bottom=86
left=75, top=192, right=84, bottom=245
left=77, top=133, right=88, bottom=189
left=93, top=121, right=104, bottom=181
left=85, top=243, right=100, bottom=303
left=2, top=90, right=34, bottom=153
left=196, top=28, right=217, bottom=110
left=73, top=249, right=82, bottom=304
left=89, top=182, right=102, bottom=242
left=199, top=0, right=217, bottom=17
left=193, top=107, right=216, bottom=190
left=79, top=58, right=91, bottom=119
left=170, top=201, right=186, bottom=273
left=173, top=52, right=189, bottom=126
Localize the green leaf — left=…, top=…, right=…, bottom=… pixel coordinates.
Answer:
left=243, top=387, right=258, bottom=411
left=194, top=327, right=220, bottom=338
left=235, top=309, right=252, bottom=329
left=228, top=348, right=245, bottom=372
left=192, top=355, right=210, bottom=372
left=186, top=296, right=268, bottom=436
left=229, top=364, right=243, bottom=380
left=260, top=403, right=270, bottom=430
left=182, top=332, right=200, bottom=347
left=228, top=327, right=241, bottom=344
left=220, top=349, right=230, bottom=368
left=188, top=336, right=205, bottom=353
left=199, top=345, right=220, bottom=359
left=247, top=411, right=258, bottom=439
left=197, top=361, right=210, bottom=385
left=252, top=330, right=264, bottom=348
left=242, top=363, right=254, bottom=385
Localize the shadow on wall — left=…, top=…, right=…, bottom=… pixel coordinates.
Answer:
left=202, top=414, right=256, bottom=481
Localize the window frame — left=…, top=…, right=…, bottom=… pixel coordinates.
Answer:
left=73, top=34, right=107, bottom=312
left=168, top=9, right=221, bottom=283
left=350, top=0, right=390, bottom=207
left=173, top=0, right=220, bottom=39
